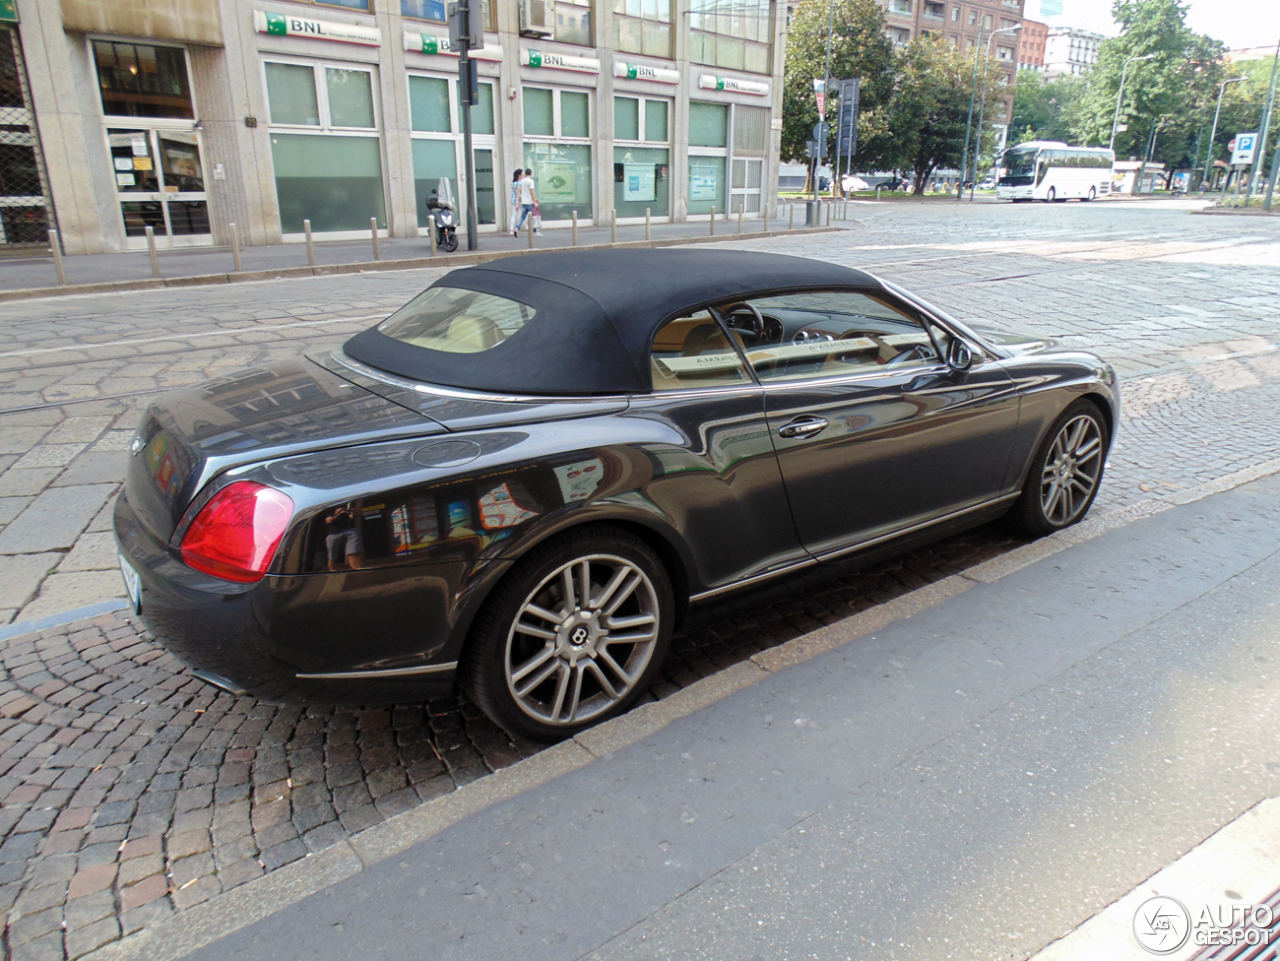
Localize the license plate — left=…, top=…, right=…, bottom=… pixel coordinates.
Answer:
left=118, top=552, right=142, bottom=614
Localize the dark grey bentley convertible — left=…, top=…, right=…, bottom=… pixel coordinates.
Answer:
left=115, top=249, right=1117, bottom=739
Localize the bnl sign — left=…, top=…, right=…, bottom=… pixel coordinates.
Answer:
left=1231, top=132, right=1258, bottom=166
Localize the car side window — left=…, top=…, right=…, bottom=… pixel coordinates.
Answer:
left=649, top=310, right=752, bottom=391
left=734, top=290, right=942, bottom=383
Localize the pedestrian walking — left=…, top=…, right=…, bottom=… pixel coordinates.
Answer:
left=513, top=168, right=540, bottom=236
left=509, top=169, right=523, bottom=234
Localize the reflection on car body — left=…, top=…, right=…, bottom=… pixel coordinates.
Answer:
left=115, top=249, right=1118, bottom=740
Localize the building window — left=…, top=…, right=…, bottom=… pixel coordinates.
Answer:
left=264, top=59, right=385, bottom=234
left=996, top=45, right=1012, bottom=60
left=888, top=0, right=911, bottom=12
left=402, top=0, right=496, bottom=29
left=614, top=0, right=672, bottom=58
left=93, top=41, right=194, bottom=119
left=923, top=2, right=944, bottom=19
left=690, top=0, right=772, bottom=75
left=951, top=6, right=960, bottom=20
left=614, top=96, right=670, bottom=219
left=523, top=87, right=592, bottom=222
left=287, top=0, right=371, bottom=10
left=983, top=13, right=992, bottom=28
left=554, top=0, right=594, bottom=45
left=968, top=10, right=977, bottom=25
left=1000, top=18, right=1017, bottom=29
left=886, top=26, right=911, bottom=44
left=408, top=74, right=497, bottom=229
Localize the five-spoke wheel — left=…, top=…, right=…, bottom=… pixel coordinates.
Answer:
left=1011, top=401, right=1109, bottom=535
left=465, top=526, right=673, bottom=741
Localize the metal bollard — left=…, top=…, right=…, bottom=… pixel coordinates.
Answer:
left=427, top=215, right=437, bottom=256
left=788, top=203, right=795, bottom=229
left=611, top=209, right=617, bottom=244
left=371, top=217, right=380, bottom=260
left=737, top=202, right=744, bottom=234
left=572, top=210, right=578, bottom=246
left=763, top=202, right=770, bottom=233
left=145, top=225, right=160, bottom=278
left=710, top=206, right=716, bottom=236
left=825, top=203, right=831, bottom=227
left=230, top=222, right=242, bottom=272
left=527, top=215, right=534, bottom=248
left=645, top=207, right=651, bottom=241
left=876, top=186, right=882, bottom=201
left=304, top=219, right=315, bottom=266
left=48, top=229, right=66, bottom=285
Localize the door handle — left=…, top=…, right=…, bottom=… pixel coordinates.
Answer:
left=778, top=416, right=829, bottom=439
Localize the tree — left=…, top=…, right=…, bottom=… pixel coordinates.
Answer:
left=781, top=0, right=896, bottom=170
left=1010, top=69, right=1085, bottom=144
left=887, top=38, right=1008, bottom=194
left=1068, top=0, right=1227, bottom=176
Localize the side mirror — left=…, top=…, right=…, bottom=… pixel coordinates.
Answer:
left=947, top=338, right=973, bottom=372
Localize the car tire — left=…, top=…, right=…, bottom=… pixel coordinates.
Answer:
left=463, top=525, right=674, bottom=742
left=1009, top=400, right=1109, bottom=537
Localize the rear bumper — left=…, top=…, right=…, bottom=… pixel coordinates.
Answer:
left=113, top=495, right=463, bottom=699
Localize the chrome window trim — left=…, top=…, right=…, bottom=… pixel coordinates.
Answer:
left=296, top=660, right=459, bottom=680
left=759, top=363, right=952, bottom=393
left=328, top=350, right=629, bottom=405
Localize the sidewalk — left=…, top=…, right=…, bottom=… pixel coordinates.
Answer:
left=3, top=206, right=838, bottom=294
left=38, top=464, right=1280, bottom=961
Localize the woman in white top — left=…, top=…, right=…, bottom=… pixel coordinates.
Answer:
left=509, top=169, right=522, bottom=234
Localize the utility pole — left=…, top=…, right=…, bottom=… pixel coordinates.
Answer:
left=1110, top=54, right=1155, bottom=152
left=450, top=0, right=481, bottom=249
left=1246, top=39, right=1280, bottom=206
left=972, top=25, right=1021, bottom=200
left=1203, top=76, right=1247, bottom=189
left=959, top=20, right=985, bottom=200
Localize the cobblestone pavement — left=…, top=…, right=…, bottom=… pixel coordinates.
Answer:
left=1, top=201, right=1280, bottom=959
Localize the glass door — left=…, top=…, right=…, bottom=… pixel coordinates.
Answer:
left=108, top=127, right=211, bottom=248
left=473, top=148, right=495, bottom=226
left=730, top=157, right=763, bottom=214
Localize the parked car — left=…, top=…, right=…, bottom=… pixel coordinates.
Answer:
left=977, top=177, right=997, bottom=190
left=115, top=250, right=1118, bottom=740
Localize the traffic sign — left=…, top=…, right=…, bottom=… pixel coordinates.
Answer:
left=812, top=122, right=830, bottom=141
left=1232, top=131, right=1258, bottom=166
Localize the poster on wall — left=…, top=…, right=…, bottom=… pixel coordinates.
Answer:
left=623, top=163, right=656, bottom=202
left=689, top=164, right=720, bottom=201
left=539, top=162, right=577, bottom=201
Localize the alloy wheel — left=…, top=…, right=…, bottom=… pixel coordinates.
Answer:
left=1039, top=414, right=1103, bottom=526
left=505, top=554, right=660, bottom=727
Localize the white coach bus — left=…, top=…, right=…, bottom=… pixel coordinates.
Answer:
left=996, top=141, right=1115, bottom=202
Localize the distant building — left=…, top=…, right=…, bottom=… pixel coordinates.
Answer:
left=879, top=0, right=1025, bottom=125
left=1228, top=45, right=1278, bottom=63
left=1018, top=19, right=1047, bottom=71
left=1043, top=26, right=1104, bottom=78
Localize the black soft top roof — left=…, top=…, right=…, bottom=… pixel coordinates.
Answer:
left=343, top=249, right=879, bottom=395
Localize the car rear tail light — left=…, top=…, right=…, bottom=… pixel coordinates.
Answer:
left=180, top=482, right=294, bottom=583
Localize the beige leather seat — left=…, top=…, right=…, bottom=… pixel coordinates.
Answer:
left=444, top=314, right=500, bottom=352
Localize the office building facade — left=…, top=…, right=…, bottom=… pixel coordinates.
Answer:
left=12, top=0, right=787, bottom=254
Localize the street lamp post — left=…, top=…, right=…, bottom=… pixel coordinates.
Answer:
left=1201, top=75, right=1247, bottom=189
left=958, top=20, right=986, bottom=200
left=1109, top=53, right=1156, bottom=152
left=971, top=24, right=1021, bottom=200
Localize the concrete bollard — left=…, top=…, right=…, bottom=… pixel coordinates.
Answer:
left=710, top=206, right=716, bottom=236
left=304, top=219, right=315, bottom=266
left=763, top=202, right=770, bottom=233
left=145, top=225, right=160, bottom=278
left=428, top=215, right=437, bottom=256
left=876, top=186, right=882, bottom=201
left=527, top=215, right=534, bottom=248
left=230, top=222, right=242, bottom=272
left=48, top=229, right=65, bottom=285
left=572, top=210, right=578, bottom=246
left=788, top=203, right=795, bottom=229
left=825, top=203, right=831, bottom=227
left=611, top=209, right=617, bottom=244
left=645, top=207, right=651, bottom=241
left=371, top=217, right=380, bottom=260
left=737, top=202, right=744, bottom=234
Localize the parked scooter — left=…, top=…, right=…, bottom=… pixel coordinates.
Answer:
left=425, top=180, right=459, bottom=253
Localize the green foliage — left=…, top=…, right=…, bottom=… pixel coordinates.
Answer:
left=1010, top=69, right=1085, bottom=144
left=781, top=0, right=896, bottom=168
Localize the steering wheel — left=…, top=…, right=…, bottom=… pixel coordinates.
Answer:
left=719, top=302, right=765, bottom=344
left=885, top=345, right=930, bottom=367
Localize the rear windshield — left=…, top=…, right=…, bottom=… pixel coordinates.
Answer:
left=377, top=286, right=537, bottom=354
